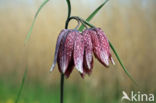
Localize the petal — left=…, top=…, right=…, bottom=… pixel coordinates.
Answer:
left=110, top=55, right=115, bottom=65
left=90, top=28, right=110, bottom=67
left=96, top=28, right=112, bottom=66
left=50, top=29, right=70, bottom=72
left=80, top=51, right=93, bottom=78
left=96, top=28, right=115, bottom=65
left=83, top=51, right=93, bottom=76
left=57, top=30, right=76, bottom=73
left=82, top=29, right=93, bottom=70
left=64, top=57, right=74, bottom=78
left=90, top=29, right=105, bottom=65
left=73, top=33, right=84, bottom=73
left=93, top=28, right=115, bottom=66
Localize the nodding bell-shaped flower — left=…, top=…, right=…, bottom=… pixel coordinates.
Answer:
left=90, top=28, right=115, bottom=66
left=57, top=29, right=77, bottom=77
left=73, top=33, right=84, bottom=74
left=50, top=27, right=115, bottom=78
left=50, top=29, right=85, bottom=78
left=81, top=29, right=94, bottom=76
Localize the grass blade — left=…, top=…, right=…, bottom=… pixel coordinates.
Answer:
left=15, top=67, right=28, bottom=103
left=78, top=0, right=109, bottom=31
left=24, top=0, right=49, bottom=44
left=109, top=41, right=137, bottom=85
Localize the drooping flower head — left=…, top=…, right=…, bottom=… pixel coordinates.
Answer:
left=81, top=29, right=94, bottom=77
left=90, top=28, right=115, bottom=67
left=50, top=27, right=115, bottom=78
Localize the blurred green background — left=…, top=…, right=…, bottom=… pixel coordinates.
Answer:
left=0, top=0, right=156, bottom=103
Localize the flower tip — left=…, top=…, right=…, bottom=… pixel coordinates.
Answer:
left=49, top=64, right=55, bottom=72
left=79, top=69, right=83, bottom=74
left=80, top=73, right=85, bottom=79
left=105, top=59, right=109, bottom=67
left=110, top=57, right=115, bottom=65
left=101, top=53, right=109, bottom=67
left=87, top=65, right=91, bottom=70
left=76, top=66, right=83, bottom=73
left=64, top=75, right=69, bottom=79
left=62, top=67, right=66, bottom=74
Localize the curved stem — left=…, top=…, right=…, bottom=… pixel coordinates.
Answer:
left=66, top=16, right=95, bottom=30
left=74, top=20, right=81, bottom=30
left=65, top=16, right=79, bottom=29
left=65, top=0, right=71, bottom=29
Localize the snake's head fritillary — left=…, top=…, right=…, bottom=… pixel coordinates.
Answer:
left=50, top=27, right=115, bottom=78
left=57, top=30, right=77, bottom=76
left=50, top=29, right=70, bottom=72
left=50, top=29, right=79, bottom=78
left=73, top=33, right=84, bottom=74
left=81, top=29, right=94, bottom=77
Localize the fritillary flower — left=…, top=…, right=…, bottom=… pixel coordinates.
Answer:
left=50, top=28, right=115, bottom=78
left=90, top=28, right=115, bottom=67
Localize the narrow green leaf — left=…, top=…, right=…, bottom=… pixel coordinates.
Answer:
left=78, top=0, right=109, bottom=31
left=109, top=41, right=137, bottom=85
left=24, top=0, right=49, bottom=44
left=15, top=67, right=28, bottom=103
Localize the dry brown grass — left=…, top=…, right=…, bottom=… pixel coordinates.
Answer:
left=0, top=0, right=156, bottom=91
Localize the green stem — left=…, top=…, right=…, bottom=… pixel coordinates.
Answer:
left=65, top=0, right=71, bottom=29
left=60, top=0, right=71, bottom=103
left=15, top=67, right=27, bottom=103
left=60, top=74, right=64, bottom=103
left=67, top=16, right=96, bottom=29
